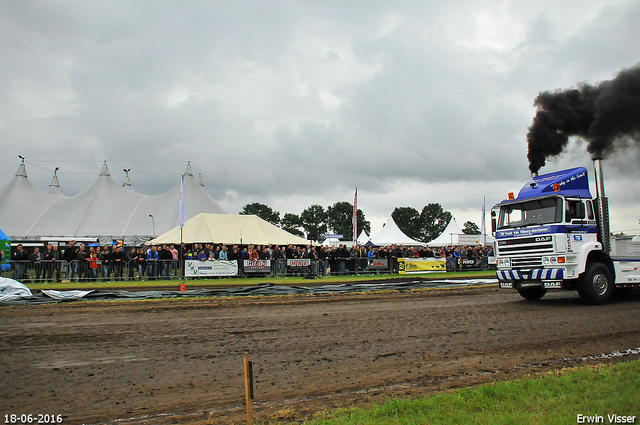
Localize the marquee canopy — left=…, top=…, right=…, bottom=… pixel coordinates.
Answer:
left=147, top=213, right=312, bottom=246
left=369, top=215, right=425, bottom=246
left=0, top=161, right=228, bottom=245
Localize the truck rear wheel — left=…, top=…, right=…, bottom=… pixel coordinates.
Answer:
left=578, top=262, right=612, bottom=305
left=517, top=286, right=547, bottom=300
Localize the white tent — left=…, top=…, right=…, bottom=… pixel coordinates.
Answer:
left=426, top=218, right=463, bottom=246
left=357, top=230, right=370, bottom=245
left=369, top=216, right=425, bottom=246
left=0, top=161, right=229, bottom=245
left=147, top=213, right=311, bottom=246
left=0, top=162, right=62, bottom=239
left=427, top=218, right=495, bottom=246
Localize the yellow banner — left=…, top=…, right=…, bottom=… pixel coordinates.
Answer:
left=398, top=258, right=447, bottom=274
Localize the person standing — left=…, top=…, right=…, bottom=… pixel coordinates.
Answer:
left=127, top=247, right=137, bottom=279
left=159, top=245, right=172, bottom=278
left=112, top=245, right=126, bottom=281
left=29, top=247, right=42, bottom=282
left=136, top=247, right=146, bottom=279
left=100, top=245, right=112, bottom=281
left=77, top=244, right=88, bottom=281
left=170, top=244, right=178, bottom=276
left=42, top=244, right=55, bottom=282
left=218, top=245, right=229, bottom=260
left=146, top=246, right=159, bottom=280
left=63, top=240, right=79, bottom=281
left=88, top=249, right=99, bottom=282
left=51, top=244, right=61, bottom=282
left=13, top=244, right=29, bottom=281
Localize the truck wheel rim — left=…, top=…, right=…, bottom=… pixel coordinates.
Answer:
left=593, top=273, right=608, bottom=296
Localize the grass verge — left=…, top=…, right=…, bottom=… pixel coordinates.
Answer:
left=281, top=360, right=640, bottom=425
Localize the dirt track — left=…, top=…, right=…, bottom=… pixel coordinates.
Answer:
left=1, top=286, right=639, bottom=424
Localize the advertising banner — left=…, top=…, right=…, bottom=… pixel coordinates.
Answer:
left=185, top=260, right=238, bottom=277
left=458, top=234, right=484, bottom=245
left=367, top=258, right=389, bottom=270
left=398, top=258, right=447, bottom=274
left=460, top=257, right=483, bottom=270
left=244, top=259, right=271, bottom=273
left=287, top=259, right=311, bottom=270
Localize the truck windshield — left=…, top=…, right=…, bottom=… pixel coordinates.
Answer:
left=498, top=197, right=562, bottom=229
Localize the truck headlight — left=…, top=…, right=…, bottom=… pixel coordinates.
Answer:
left=498, top=258, right=510, bottom=268
left=542, top=256, right=566, bottom=265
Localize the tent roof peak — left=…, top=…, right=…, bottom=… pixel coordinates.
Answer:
left=100, top=161, right=111, bottom=177
left=48, top=167, right=60, bottom=188
left=184, top=161, right=193, bottom=177
left=122, top=168, right=132, bottom=188
left=15, top=163, right=27, bottom=178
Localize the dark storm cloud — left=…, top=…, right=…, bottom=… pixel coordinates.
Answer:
left=527, top=65, right=640, bottom=173
left=1, top=0, right=639, bottom=232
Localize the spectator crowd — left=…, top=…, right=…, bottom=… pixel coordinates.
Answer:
left=6, top=240, right=493, bottom=282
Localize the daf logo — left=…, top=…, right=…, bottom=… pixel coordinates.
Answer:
left=535, top=236, right=552, bottom=242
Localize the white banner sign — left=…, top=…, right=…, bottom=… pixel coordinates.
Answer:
left=185, top=260, right=238, bottom=277
left=457, top=234, right=485, bottom=245
left=287, top=259, right=311, bottom=268
left=244, top=259, right=271, bottom=273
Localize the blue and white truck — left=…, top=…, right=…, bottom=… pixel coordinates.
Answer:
left=492, top=158, right=640, bottom=304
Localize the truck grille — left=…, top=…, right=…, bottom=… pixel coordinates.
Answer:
left=511, top=257, right=543, bottom=268
left=497, top=235, right=555, bottom=269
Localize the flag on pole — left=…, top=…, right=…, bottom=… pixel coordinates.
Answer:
left=179, top=175, right=185, bottom=229
left=481, top=196, right=485, bottom=235
left=482, top=196, right=486, bottom=246
left=352, top=187, right=357, bottom=242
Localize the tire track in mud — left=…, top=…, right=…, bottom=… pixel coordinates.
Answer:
left=1, top=287, right=639, bottom=424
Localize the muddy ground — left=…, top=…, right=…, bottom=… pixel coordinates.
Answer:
left=1, top=285, right=639, bottom=424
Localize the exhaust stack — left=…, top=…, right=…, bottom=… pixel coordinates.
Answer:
left=592, top=157, right=610, bottom=253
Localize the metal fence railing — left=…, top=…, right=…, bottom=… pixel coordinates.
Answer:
left=1, top=255, right=495, bottom=283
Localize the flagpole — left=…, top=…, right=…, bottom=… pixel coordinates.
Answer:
left=179, top=174, right=185, bottom=279
left=352, top=187, right=357, bottom=245
left=482, top=196, right=486, bottom=247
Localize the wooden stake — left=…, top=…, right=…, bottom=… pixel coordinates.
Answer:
left=244, top=352, right=253, bottom=425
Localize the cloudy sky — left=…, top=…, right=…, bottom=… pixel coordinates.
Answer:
left=1, top=0, right=639, bottom=236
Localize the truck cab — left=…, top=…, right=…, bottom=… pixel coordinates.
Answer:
left=492, top=165, right=640, bottom=304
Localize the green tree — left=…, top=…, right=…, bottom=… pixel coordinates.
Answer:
left=240, top=202, right=280, bottom=225
left=327, top=202, right=370, bottom=241
left=462, top=221, right=481, bottom=235
left=300, top=205, right=327, bottom=241
left=356, top=209, right=371, bottom=238
left=420, top=203, right=452, bottom=243
left=392, top=207, right=422, bottom=241
left=327, top=202, right=352, bottom=239
left=280, top=212, right=304, bottom=238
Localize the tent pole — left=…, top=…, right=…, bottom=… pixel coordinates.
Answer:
left=180, top=227, right=184, bottom=279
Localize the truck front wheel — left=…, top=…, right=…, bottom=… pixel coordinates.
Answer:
left=578, top=262, right=612, bottom=305
left=517, top=286, right=547, bottom=300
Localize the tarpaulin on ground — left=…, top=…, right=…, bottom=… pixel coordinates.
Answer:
left=0, top=278, right=497, bottom=306
left=0, top=277, right=32, bottom=302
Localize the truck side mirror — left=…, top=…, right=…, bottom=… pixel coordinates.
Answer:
left=490, top=210, right=497, bottom=233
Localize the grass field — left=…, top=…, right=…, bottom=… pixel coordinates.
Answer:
left=273, top=361, right=640, bottom=424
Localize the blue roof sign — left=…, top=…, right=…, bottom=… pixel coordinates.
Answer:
left=516, top=166, right=592, bottom=200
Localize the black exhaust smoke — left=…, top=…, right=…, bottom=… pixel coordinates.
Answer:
left=527, top=65, right=640, bottom=173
